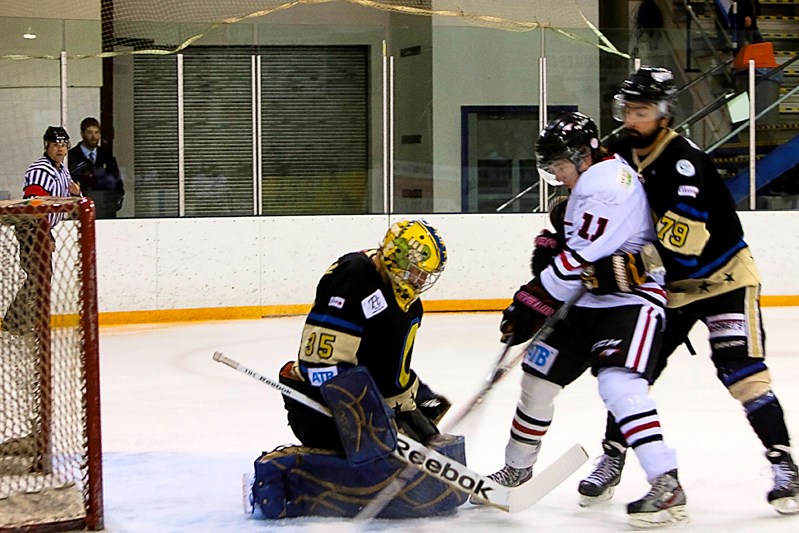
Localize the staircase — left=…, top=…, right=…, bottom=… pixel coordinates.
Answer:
left=672, top=0, right=799, bottom=207
left=761, top=0, right=799, bottom=112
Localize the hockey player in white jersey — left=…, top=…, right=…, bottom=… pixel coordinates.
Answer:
left=486, top=112, right=688, bottom=528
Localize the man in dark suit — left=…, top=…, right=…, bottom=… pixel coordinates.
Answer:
left=68, top=117, right=124, bottom=218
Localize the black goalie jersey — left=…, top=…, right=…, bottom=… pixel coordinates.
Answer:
left=295, top=250, right=424, bottom=412
left=612, top=130, right=760, bottom=307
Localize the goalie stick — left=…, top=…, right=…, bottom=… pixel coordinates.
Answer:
left=355, top=284, right=589, bottom=520
left=212, top=351, right=587, bottom=514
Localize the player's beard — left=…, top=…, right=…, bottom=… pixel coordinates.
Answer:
left=623, top=126, right=662, bottom=149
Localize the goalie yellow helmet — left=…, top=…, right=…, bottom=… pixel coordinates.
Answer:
left=377, top=220, right=447, bottom=311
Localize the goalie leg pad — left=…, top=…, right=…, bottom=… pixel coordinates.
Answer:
left=252, top=435, right=468, bottom=519
left=319, top=366, right=397, bottom=466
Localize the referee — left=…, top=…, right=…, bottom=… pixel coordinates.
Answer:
left=24, top=126, right=82, bottom=202
left=2, top=126, right=81, bottom=335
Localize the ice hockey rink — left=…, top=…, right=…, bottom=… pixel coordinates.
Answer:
left=99, top=308, right=799, bottom=532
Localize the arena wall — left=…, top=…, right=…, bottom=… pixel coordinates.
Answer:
left=94, top=212, right=799, bottom=324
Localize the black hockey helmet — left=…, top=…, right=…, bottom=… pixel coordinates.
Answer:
left=535, top=111, right=600, bottom=184
left=43, top=126, right=70, bottom=149
left=613, top=66, right=677, bottom=120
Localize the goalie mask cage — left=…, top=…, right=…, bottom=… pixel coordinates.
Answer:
left=0, top=197, right=103, bottom=532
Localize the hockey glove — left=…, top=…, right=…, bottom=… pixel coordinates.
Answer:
left=500, top=278, right=560, bottom=345
left=530, top=199, right=568, bottom=276
left=395, top=408, right=440, bottom=445
left=418, top=395, right=452, bottom=425
left=582, top=242, right=665, bottom=294
left=530, top=229, right=562, bottom=276
left=416, top=379, right=452, bottom=425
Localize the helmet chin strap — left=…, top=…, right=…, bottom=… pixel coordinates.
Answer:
left=570, top=148, right=591, bottom=175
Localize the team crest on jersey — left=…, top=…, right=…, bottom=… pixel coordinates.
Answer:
left=678, top=185, right=699, bottom=198
left=675, top=159, right=695, bottom=177
left=362, top=289, right=388, bottom=319
left=524, top=341, right=558, bottom=375
left=328, top=296, right=345, bottom=309
left=618, top=168, right=633, bottom=188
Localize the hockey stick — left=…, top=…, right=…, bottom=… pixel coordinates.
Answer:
left=354, top=285, right=589, bottom=520
left=442, top=284, right=588, bottom=432
left=353, top=343, right=523, bottom=520
left=212, top=351, right=586, bottom=513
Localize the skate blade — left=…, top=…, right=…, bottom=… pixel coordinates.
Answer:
left=578, top=486, right=615, bottom=508
left=770, top=495, right=799, bottom=515
left=628, top=505, right=689, bottom=529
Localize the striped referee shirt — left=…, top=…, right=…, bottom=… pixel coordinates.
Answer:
left=23, top=154, right=73, bottom=227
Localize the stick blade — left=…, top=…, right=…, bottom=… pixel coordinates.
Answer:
left=508, top=443, right=588, bottom=513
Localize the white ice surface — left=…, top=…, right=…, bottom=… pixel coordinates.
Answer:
left=99, top=308, right=799, bottom=532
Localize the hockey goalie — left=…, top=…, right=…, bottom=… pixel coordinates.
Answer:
left=247, top=220, right=468, bottom=519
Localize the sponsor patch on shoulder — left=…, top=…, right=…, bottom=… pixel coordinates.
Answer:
left=678, top=185, right=699, bottom=198
left=675, top=159, right=695, bottom=177
left=618, top=168, right=633, bottom=188
left=328, top=296, right=345, bottom=309
left=362, top=289, right=388, bottom=319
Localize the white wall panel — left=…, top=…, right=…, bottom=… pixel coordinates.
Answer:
left=739, top=212, right=799, bottom=296
left=258, top=216, right=388, bottom=306
left=414, top=214, right=548, bottom=301
left=96, top=219, right=158, bottom=311
left=92, top=213, right=799, bottom=314
left=155, top=217, right=261, bottom=310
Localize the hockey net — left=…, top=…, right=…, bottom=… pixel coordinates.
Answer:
left=0, top=197, right=102, bottom=532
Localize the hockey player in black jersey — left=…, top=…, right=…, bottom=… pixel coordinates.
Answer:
left=578, top=66, right=799, bottom=515
left=279, top=219, right=450, bottom=449
left=246, top=220, right=464, bottom=520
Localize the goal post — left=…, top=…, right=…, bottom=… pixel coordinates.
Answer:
left=0, top=197, right=103, bottom=532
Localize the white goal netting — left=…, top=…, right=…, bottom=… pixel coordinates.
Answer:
left=0, top=197, right=102, bottom=532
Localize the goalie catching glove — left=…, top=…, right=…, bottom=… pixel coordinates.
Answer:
left=500, top=278, right=562, bottom=346
left=581, top=243, right=665, bottom=295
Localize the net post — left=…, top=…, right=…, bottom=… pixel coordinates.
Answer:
left=78, top=197, right=104, bottom=530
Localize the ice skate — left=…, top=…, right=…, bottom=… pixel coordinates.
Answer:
left=469, top=464, right=532, bottom=504
left=766, top=446, right=799, bottom=515
left=578, top=440, right=626, bottom=507
left=627, top=469, right=688, bottom=528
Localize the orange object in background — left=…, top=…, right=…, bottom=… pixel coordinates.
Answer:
left=734, top=42, right=779, bottom=69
